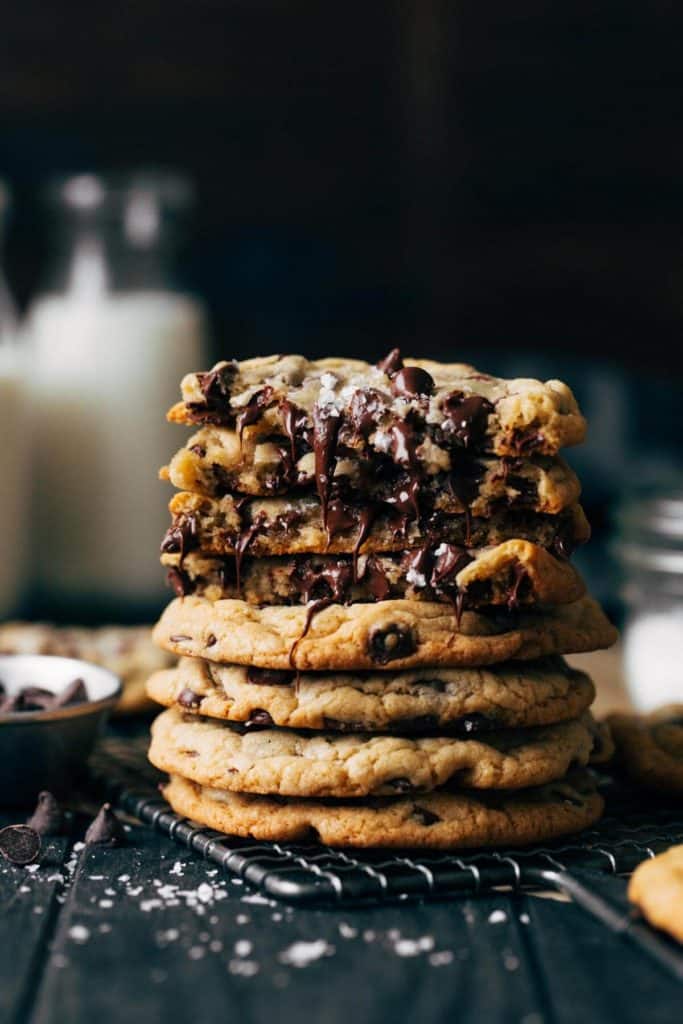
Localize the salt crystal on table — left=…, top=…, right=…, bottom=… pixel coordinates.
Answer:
left=68, top=924, right=90, bottom=943
left=488, top=909, right=507, bottom=924
left=278, top=939, right=334, bottom=968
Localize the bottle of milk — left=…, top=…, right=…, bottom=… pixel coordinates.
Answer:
left=0, top=180, right=29, bottom=618
left=27, top=172, right=208, bottom=619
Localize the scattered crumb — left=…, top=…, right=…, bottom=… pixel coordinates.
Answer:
left=68, top=924, right=90, bottom=943
left=278, top=939, right=334, bottom=968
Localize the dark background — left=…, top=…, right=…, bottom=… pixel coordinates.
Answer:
left=1, top=1, right=682, bottom=607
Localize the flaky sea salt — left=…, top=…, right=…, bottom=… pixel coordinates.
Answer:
left=278, top=940, right=334, bottom=968
left=488, top=910, right=507, bottom=924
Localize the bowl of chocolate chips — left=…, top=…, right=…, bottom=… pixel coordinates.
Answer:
left=0, top=655, right=121, bottom=804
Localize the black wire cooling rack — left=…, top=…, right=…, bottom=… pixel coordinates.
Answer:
left=91, top=732, right=683, bottom=981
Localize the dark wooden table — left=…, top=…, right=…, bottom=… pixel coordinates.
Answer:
left=1, top=800, right=680, bottom=1024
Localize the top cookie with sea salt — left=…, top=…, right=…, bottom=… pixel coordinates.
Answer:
left=168, top=350, right=586, bottom=461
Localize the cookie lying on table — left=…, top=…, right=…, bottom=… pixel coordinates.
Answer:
left=629, top=846, right=683, bottom=944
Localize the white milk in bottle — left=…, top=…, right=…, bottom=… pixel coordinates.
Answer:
left=27, top=174, right=208, bottom=616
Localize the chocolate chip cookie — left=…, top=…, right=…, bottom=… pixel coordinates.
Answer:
left=629, top=846, right=683, bottom=943
left=162, top=770, right=604, bottom=849
left=162, top=540, right=585, bottom=611
left=146, top=655, right=596, bottom=733
left=168, top=352, right=586, bottom=459
left=149, top=706, right=604, bottom=798
left=162, top=491, right=589, bottom=561
left=153, top=595, right=618, bottom=671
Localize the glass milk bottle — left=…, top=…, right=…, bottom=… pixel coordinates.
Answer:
left=27, top=172, right=208, bottom=618
left=0, top=180, right=29, bottom=617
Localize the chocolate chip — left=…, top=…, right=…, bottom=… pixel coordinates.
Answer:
left=443, top=392, right=493, bottom=447
left=166, top=567, right=192, bottom=597
left=161, top=516, right=198, bottom=557
left=84, top=803, right=126, bottom=847
left=0, top=825, right=41, bottom=865
left=244, top=709, right=274, bottom=729
left=246, top=668, right=294, bottom=686
left=177, top=688, right=203, bottom=709
left=368, top=624, right=417, bottom=664
left=189, top=443, right=207, bottom=458
left=206, top=634, right=217, bottom=648
left=412, top=806, right=441, bottom=827
left=11, top=687, right=55, bottom=712
left=27, top=792, right=64, bottom=836
left=391, top=366, right=435, bottom=397
left=197, top=362, right=237, bottom=412
left=169, top=634, right=192, bottom=643
left=236, top=386, right=276, bottom=439
left=376, top=348, right=404, bottom=376
left=387, top=777, right=416, bottom=793
left=52, top=678, right=88, bottom=709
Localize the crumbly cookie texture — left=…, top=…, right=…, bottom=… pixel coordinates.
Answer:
left=162, top=771, right=604, bottom=849
left=147, top=655, right=596, bottom=733
left=149, top=706, right=604, bottom=797
left=162, top=541, right=585, bottom=611
left=629, top=846, right=683, bottom=944
left=163, top=490, right=590, bottom=559
left=153, top=595, right=618, bottom=671
left=168, top=353, right=586, bottom=458
left=163, top=427, right=581, bottom=514
left=0, top=621, right=172, bottom=714
left=607, top=706, right=683, bottom=794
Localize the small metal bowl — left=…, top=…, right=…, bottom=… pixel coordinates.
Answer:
left=0, top=655, right=122, bottom=806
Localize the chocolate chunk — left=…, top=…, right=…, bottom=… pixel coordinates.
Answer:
left=52, top=678, right=88, bottom=709
left=324, top=499, right=356, bottom=541
left=197, top=362, right=237, bottom=413
left=188, top=443, right=207, bottom=458
left=246, top=667, right=295, bottom=686
left=279, top=399, right=312, bottom=462
left=84, top=803, right=126, bottom=847
left=360, top=555, right=391, bottom=601
left=412, top=806, right=441, bottom=827
left=513, top=428, right=545, bottom=454
left=177, top=688, right=203, bottom=709
left=236, top=386, right=276, bottom=439
left=0, top=825, right=41, bottom=865
left=166, top=566, right=192, bottom=597
left=161, top=516, right=198, bottom=558
left=391, top=366, right=435, bottom=397
left=430, top=544, right=472, bottom=586
left=443, top=392, right=493, bottom=447
left=13, top=687, right=56, bottom=712
left=376, top=348, right=404, bottom=376
left=206, top=634, right=217, bottom=648
left=346, top=388, right=388, bottom=437
left=244, top=709, right=274, bottom=729
left=387, top=777, right=416, bottom=793
left=27, top=792, right=64, bottom=836
left=368, top=624, right=417, bottom=664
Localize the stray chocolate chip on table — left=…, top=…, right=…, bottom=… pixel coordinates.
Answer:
left=84, top=803, right=126, bottom=847
left=26, top=791, right=65, bottom=837
left=0, top=825, right=42, bottom=865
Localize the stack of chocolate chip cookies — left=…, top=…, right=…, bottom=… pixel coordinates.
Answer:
left=147, top=351, right=617, bottom=849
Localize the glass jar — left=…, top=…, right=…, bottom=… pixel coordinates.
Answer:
left=0, top=180, right=28, bottom=617
left=615, top=487, right=683, bottom=710
left=26, top=171, right=209, bottom=619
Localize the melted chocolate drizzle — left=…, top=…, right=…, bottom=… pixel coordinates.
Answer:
left=236, top=386, right=276, bottom=441
left=312, top=405, right=341, bottom=527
